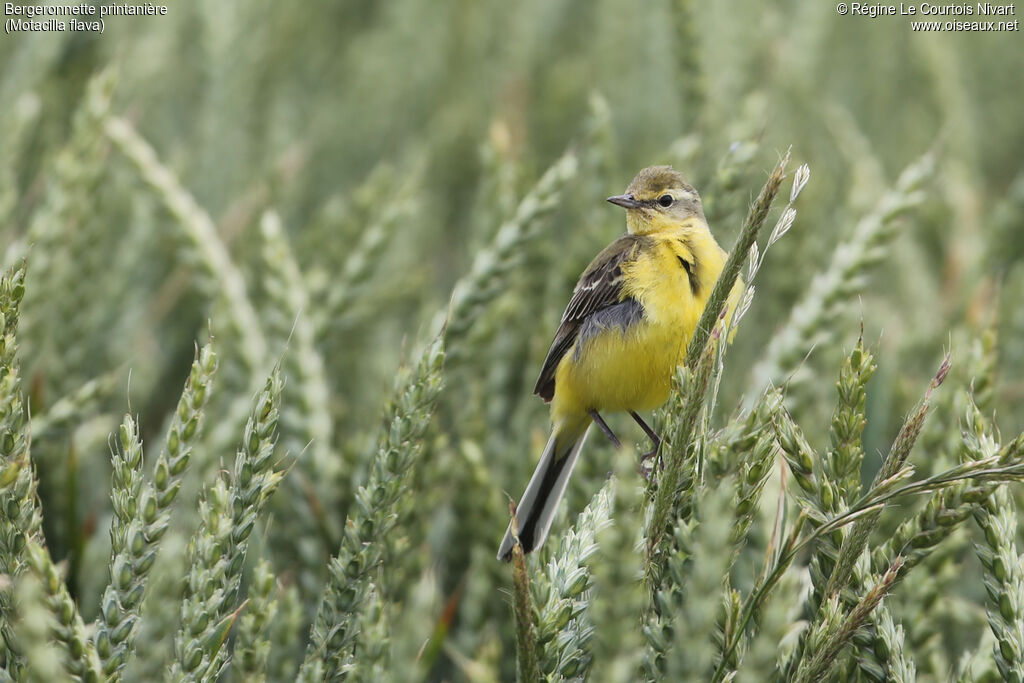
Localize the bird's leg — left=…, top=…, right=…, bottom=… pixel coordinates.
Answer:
left=629, top=411, right=662, bottom=479
left=587, top=410, right=622, bottom=449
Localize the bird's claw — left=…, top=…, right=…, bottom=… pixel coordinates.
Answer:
left=638, top=447, right=661, bottom=482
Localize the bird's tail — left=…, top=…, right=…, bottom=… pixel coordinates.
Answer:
left=498, top=419, right=590, bottom=562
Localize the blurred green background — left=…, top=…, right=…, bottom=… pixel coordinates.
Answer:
left=1, top=0, right=1023, bottom=679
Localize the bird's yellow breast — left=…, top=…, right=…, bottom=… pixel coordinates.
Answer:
left=550, top=227, right=733, bottom=425
left=621, top=236, right=713, bottom=332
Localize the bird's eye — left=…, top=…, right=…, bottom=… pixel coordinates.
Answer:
left=658, top=194, right=674, bottom=208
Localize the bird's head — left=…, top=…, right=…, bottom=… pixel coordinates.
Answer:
left=607, top=165, right=705, bottom=235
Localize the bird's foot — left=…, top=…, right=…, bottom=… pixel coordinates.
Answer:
left=638, top=447, right=661, bottom=482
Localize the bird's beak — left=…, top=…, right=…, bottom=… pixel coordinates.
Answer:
left=607, top=194, right=641, bottom=209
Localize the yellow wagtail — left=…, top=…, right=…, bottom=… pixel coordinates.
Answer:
left=498, top=165, right=740, bottom=561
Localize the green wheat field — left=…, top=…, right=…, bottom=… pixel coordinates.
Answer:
left=1, top=1, right=1023, bottom=681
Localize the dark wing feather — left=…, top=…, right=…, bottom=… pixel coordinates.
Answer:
left=533, top=234, right=644, bottom=402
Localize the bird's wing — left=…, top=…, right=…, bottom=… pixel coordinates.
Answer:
left=533, top=234, right=644, bottom=402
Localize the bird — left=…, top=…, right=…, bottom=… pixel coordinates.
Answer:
left=498, top=165, right=741, bottom=562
